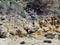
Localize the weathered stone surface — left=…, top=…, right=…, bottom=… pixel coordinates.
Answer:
left=0, top=0, right=59, bottom=45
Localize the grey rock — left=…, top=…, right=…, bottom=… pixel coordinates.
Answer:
left=44, top=33, right=55, bottom=39
left=58, top=34, right=60, bottom=40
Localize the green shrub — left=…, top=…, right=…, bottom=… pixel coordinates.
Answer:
left=0, top=0, right=16, bottom=4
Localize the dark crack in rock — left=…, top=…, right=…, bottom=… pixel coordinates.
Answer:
left=0, top=29, right=7, bottom=38
left=20, top=41, right=25, bottom=44
left=0, top=32, right=7, bottom=38
left=0, top=24, right=2, bottom=26
left=43, top=40, right=52, bottom=43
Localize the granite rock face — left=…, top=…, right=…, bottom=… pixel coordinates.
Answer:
left=0, top=0, right=60, bottom=45
left=0, top=0, right=59, bottom=42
